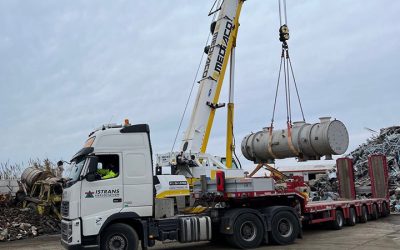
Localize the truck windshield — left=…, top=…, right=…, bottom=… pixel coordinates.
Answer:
left=68, top=157, right=86, bottom=183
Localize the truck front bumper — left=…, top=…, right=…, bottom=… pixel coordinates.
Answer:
left=61, top=240, right=99, bottom=250
left=60, top=240, right=83, bottom=250
left=61, top=219, right=82, bottom=248
left=61, top=219, right=99, bottom=249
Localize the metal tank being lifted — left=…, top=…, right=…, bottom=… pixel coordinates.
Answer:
left=241, top=117, right=349, bottom=163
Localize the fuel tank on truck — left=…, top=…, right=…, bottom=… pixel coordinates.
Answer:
left=241, top=117, right=349, bottom=163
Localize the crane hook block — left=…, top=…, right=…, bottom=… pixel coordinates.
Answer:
left=279, top=25, right=290, bottom=42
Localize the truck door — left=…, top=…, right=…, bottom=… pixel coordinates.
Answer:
left=80, top=153, right=123, bottom=236
left=121, top=148, right=153, bottom=217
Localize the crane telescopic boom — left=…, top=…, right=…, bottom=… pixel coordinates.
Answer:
left=181, top=0, right=243, bottom=156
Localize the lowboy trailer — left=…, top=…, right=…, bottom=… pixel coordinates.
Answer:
left=302, top=155, right=390, bottom=227
left=192, top=154, right=390, bottom=237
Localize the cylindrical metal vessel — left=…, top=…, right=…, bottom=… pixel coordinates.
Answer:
left=241, top=117, right=349, bottom=163
left=21, top=167, right=53, bottom=189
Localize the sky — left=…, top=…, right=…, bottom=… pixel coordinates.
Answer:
left=0, top=0, right=399, bottom=171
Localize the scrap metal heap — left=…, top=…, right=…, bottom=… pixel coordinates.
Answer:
left=307, top=173, right=339, bottom=201
left=347, top=126, right=400, bottom=194
left=0, top=159, right=64, bottom=242
left=0, top=206, right=60, bottom=242
left=306, top=126, right=400, bottom=203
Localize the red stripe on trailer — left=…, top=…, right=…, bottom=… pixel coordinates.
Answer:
left=310, top=216, right=335, bottom=224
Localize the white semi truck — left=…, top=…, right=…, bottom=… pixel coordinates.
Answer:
left=61, top=123, right=305, bottom=250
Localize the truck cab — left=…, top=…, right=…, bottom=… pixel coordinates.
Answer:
left=61, top=123, right=154, bottom=248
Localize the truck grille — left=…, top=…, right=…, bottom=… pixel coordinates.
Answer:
left=61, top=201, right=69, bottom=217
left=61, top=221, right=69, bottom=242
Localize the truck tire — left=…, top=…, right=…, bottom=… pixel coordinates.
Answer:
left=227, top=213, right=264, bottom=249
left=359, top=206, right=368, bottom=223
left=15, top=191, right=26, bottom=203
left=331, top=210, right=344, bottom=230
left=346, top=207, right=356, bottom=226
left=101, top=223, right=139, bottom=250
left=371, top=204, right=379, bottom=220
left=270, top=211, right=299, bottom=245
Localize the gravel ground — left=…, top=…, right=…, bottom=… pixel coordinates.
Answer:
left=1, top=214, right=400, bottom=250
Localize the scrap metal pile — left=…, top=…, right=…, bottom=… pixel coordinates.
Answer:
left=347, top=126, right=400, bottom=194
left=0, top=159, right=65, bottom=242
left=0, top=206, right=60, bottom=242
left=306, top=126, right=400, bottom=203
left=308, top=173, right=339, bottom=201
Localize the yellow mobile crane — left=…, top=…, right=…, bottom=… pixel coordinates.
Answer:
left=156, top=0, right=246, bottom=181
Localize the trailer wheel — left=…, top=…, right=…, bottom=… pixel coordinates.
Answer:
left=371, top=204, right=379, bottom=220
left=101, top=223, right=139, bottom=250
left=227, top=213, right=264, bottom=249
left=331, top=210, right=344, bottom=230
left=381, top=202, right=389, bottom=217
left=346, top=208, right=356, bottom=226
left=270, top=211, right=299, bottom=245
left=359, top=206, right=368, bottom=223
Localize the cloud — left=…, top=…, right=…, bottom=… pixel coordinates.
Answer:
left=0, top=0, right=399, bottom=168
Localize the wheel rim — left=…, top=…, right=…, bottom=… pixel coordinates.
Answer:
left=240, top=221, right=257, bottom=242
left=277, top=218, right=293, bottom=238
left=108, top=234, right=127, bottom=250
left=351, top=210, right=356, bottom=223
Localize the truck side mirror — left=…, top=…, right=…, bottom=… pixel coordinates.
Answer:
left=86, top=156, right=98, bottom=182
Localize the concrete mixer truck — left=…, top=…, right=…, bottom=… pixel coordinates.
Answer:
left=17, top=167, right=63, bottom=219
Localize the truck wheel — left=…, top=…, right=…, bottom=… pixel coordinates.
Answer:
left=371, top=204, right=379, bottom=220
left=15, top=191, right=26, bottom=203
left=101, top=223, right=139, bottom=250
left=331, top=210, right=344, bottom=230
left=227, top=213, right=264, bottom=249
left=359, top=206, right=368, bottom=223
left=270, top=211, right=299, bottom=245
left=346, top=207, right=356, bottom=226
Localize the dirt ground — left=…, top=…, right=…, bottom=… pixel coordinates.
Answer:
left=1, top=214, right=400, bottom=250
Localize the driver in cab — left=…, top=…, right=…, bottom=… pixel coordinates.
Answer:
left=97, top=163, right=118, bottom=179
